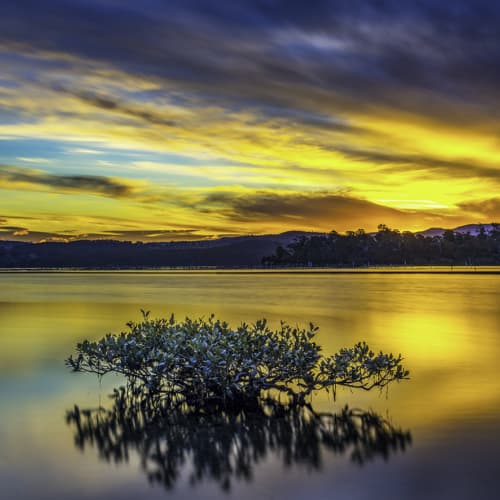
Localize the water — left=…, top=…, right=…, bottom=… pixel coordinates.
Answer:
left=0, top=270, right=499, bottom=499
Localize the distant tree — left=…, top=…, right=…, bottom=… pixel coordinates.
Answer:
left=263, top=223, right=500, bottom=267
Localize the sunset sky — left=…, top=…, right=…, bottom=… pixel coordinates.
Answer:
left=1, top=0, right=499, bottom=242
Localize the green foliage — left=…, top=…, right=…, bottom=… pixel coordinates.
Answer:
left=66, top=312, right=409, bottom=408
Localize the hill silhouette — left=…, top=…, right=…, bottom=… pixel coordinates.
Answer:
left=0, top=225, right=498, bottom=268
left=0, top=232, right=315, bottom=268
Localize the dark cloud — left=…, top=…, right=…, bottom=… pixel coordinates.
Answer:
left=0, top=164, right=135, bottom=198
left=2, top=0, right=500, bottom=130
left=333, top=146, right=500, bottom=182
left=0, top=225, right=27, bottom=234
left=200, top=190, right=457, bottom=231
left=56, top=88, right=178, bottom=128
left=203, top=191, right=397, bottom=220
left=0, top=225, right=27, bottom=231
left=458, top=198, right=500, bottom=220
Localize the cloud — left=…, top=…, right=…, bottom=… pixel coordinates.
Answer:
left=203, top=190, right=396, bottom=220
left=0, top=188, right=492, bottom=242
left=0, top=211, right=232, bottom=243
left=66, top=148, right=104, bottom=155
left=16, top=157, right=50, bottom=163
left=199, top=190, right=461, bottom=232
left=0, top=226, right=54, bottom=242
left=458, top=198, right=500, bottom=220
left=3, top=1, right=500, bottom=161
left=0, top=225, right=26, bottom=231
left=0, top=225, right=213, bottom=243
left=0, top=1, right=499, bottom=238
left=91, top=229, right=202, bottom=242
left=333, top=146, right=500, bottom=182
left=3, top=0, right=500, bottom=129
left=0, top=164, right=137, bottom=198
left=57, top=89, right=178, bottom=128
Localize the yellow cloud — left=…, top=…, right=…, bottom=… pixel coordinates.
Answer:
left=1, top=46, right=499, bottom=237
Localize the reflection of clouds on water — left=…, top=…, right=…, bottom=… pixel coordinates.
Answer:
left=66, top=388, right=411, bottom=492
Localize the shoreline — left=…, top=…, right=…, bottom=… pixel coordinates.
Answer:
left=1, top=266, right=499, bottom=275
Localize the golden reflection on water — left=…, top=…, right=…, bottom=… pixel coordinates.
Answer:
left=0, top=270, right=499, bottom=498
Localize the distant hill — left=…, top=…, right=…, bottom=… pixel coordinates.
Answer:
left=0, top=224, right=498, bottom=268
left=418, top=224, right=497, bottom=237
left=0, top=231, right=320, bottom=268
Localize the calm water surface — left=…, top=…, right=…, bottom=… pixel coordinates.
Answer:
left=0, top=270, right=499, bottom=499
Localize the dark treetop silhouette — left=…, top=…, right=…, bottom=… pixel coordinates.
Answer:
left=263, top=224, right=500, bottom=267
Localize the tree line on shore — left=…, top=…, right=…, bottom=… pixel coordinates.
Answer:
left=263, top=224, right=500, bottom=267
left=1, top=224, right=499, bottom=268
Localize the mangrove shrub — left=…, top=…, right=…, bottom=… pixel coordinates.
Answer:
left=66, top=312, right=409, bottom=408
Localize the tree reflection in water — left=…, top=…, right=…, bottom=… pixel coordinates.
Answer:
left=66, top=388, right=411, bottom=492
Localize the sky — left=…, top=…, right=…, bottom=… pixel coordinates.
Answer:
left=1, top=0, right=499, bottom=242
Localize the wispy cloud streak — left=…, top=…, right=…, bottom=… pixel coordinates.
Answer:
left=0, top=164, right=136, bottom=198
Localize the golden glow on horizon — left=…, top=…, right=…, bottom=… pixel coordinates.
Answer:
left=0, top=47, right=499, bottom=240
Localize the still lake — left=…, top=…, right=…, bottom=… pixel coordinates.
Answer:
left=0, top=270, right=499, bottom=500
